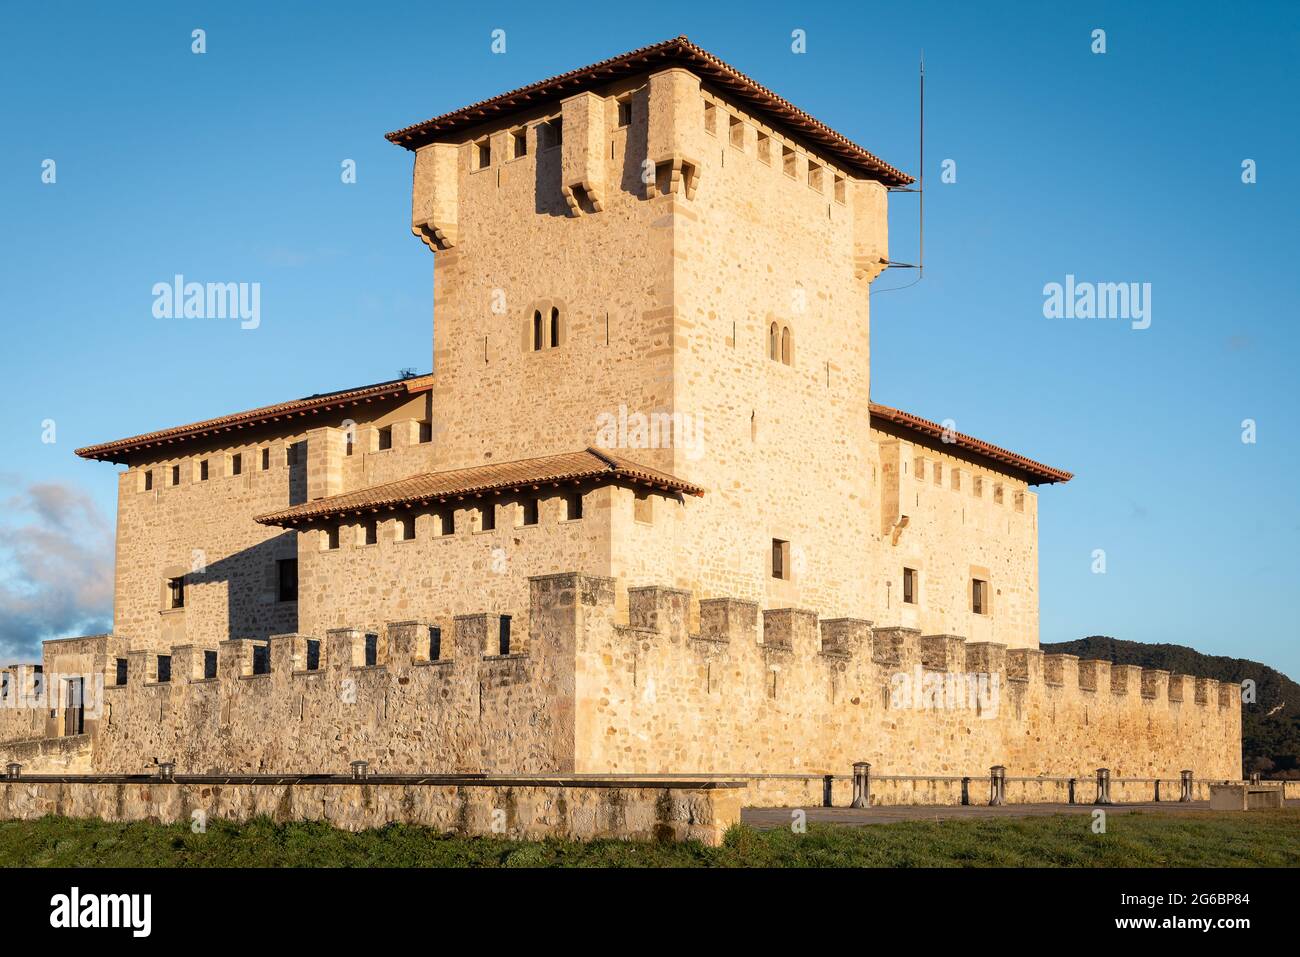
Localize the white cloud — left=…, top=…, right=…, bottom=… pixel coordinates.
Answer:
left=0, top=480, right=113, bottom=662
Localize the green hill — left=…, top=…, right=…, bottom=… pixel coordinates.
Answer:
left=1040, top=636, right=1300, bottom=779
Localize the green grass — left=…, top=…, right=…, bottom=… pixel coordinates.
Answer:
left=1, top=810, right=1296, bottom=867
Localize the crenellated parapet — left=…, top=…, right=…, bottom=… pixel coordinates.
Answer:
left=582, top=580, right=1242, bottom=781
left=4, top=574, right=1242, bottom=784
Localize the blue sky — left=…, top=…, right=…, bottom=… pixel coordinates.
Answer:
left=1, top=1, right=1296, bottom=676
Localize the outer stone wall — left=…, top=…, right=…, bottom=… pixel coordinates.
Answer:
left=0, top=778, right=741, bottom=846
left=2, top=575, right=1240, bottom=794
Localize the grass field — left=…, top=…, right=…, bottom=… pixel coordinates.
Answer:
left=1, top=809, right=1296, bottom=867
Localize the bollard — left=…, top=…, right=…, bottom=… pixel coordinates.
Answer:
left=1179, top=770, right=1193, bottom=802
left=1094, top=768, right=1112, bottom=805
left=156, top=761, right=175, bottom=782
left=821, top=774, right=833, bottom=808
left=850, top=761, right=871, bottom=809
left=1068, top=778, right=1077, bottom=805
left=960, top=776, right=970, bottom=806
left=5, top=762, right=20, bottom=781
left=988, top=765, right=1006, bottom=806
left=350, top=759, right=369, bottom=781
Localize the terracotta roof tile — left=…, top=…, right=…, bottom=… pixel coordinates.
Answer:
left=386, top=36, right=912, bottom=188
left=255, top=447, right=704, bottom=527
left=869, top=402, right=1073, bottom=485
left=76, top=375, right=434, bottom=464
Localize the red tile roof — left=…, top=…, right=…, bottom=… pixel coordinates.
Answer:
left=870, top=402, right=1073, bottom=485
left=255, top=447, right=705, bottom=527
left=75, top=375, right=434, bottom=465
left=386, top=36, right=913, bottom=188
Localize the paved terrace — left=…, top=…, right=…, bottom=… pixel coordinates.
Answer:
left=742, top=799, right=1296, bottom=828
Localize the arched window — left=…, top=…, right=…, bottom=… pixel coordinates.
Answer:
left=532, top=311, right=542, bottom=351
left=781, top=326, right=792, bottom=365
left=549, top=307, right=560, bottom=348
left=768, top=322, right=779, bottom=360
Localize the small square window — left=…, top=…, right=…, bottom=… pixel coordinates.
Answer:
left=703, top=100, right=716, bottom=135
left=933, top=463, right=942, bottom=486
left=511, top=127, right=527, bottom=159
left=564, top=492, right=583, bottom=521
left=231, top=453, right=243, bottom=476
left=834, top=175, right=846, bottom=204
left=439, top=509, right=456, bottom=536
left=143, top=470, right=153, bottom=491
left=252, top=644, right=270, bottom=675
left=617, top=97, right=632, bottom=127
left=771, top=539, right=790, bottom=580
left=156, top=655, right=171, bottom=684
left=540, top=118, right=562, bottom=150
left=520, top=499, right=539, bottom=527
left=972, top=579, right=988, bottom=615
left=325, top=526, right=341, bottom=550
left=475, top=138, right=491, bottom=169
left=305, top=639, right=321, bottom=671
left=364, top=633, right=378, bottom=668
left=757, top=131, right=770, bottom=164
left=398, top=514, right=416, bottom=541
left=903, top=567, right=917, bottom=605
left=994, top=484, right=1004, bottom=505
left=171, top=465, right=180, bottom=486
left=428, top=626, right=442, bottom=662
left=345, top=432, right=354, bottom=456
left=782, top=145, right=796, bottom=178
left=364, top=520, right=378, bottom=545
left=1014, top=490, right=1025, bottom=512
left=633, top=491, right=652, bottom=525
left=480, top=504, right=496, bottom=532
left=261, top=447, right=270, bottom=470
left=203, top=650, right=217, bottom=680
left=200, top=459, right=209, bottom=481
left=115, top=658, right=128, bottom=686
left=286, top=443, right=298, bottom=466
left=419, top=421, right=433, bottom=444
left=378, top=426, right=392, bottom=451
left=167, top=576, right=185, bottom=609
left=973, top=476, right=984, bottom=497
left=499, top=616, right=512, bottom=656
left=277, top=558, right=298, bottom=602
left=807, top=161, right=823, bottom=192
left=729, top=114, right=744, bottom=149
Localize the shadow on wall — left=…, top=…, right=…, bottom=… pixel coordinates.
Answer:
left=185, top=531, right=299, bottom=642
left=619, top=89, right=650, bottom=199
left=535, top=125, right=569, bottom=217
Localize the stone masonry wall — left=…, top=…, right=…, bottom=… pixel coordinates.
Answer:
left=0, top=778, right=740, bottom=846
left=82, top=573, right=596, bottom=776
left=7, top=575, right=1239, bottom=791
left=112, top=391, right=433, bottom=653
left=572, top=579, right=1241, bottom=781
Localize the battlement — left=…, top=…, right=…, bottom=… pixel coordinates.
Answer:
left=610, top=584, right=1234, bottom=713
left=6, top=573, right=1240, bottom=783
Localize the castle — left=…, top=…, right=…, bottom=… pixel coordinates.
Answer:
left=0, top=38, right=1239, bottom=797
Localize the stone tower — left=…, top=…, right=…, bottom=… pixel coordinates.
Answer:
left=389, top=36, right=907, bottom=621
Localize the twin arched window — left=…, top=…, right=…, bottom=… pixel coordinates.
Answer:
left=769, top=322, right=793, bottom=365
left=532, top=307, right=562, bottom=351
